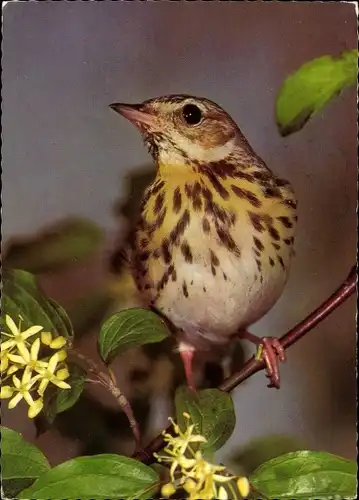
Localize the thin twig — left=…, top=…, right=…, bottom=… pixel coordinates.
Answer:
left=69, top=349, right=141, bottom=448
left=134, top=265, right=356, bottom=463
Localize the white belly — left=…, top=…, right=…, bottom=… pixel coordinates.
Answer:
left=154, top=218, right=288, bottom=350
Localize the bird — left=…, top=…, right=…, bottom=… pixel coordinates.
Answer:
left=109, top=94, right=297, bottom=391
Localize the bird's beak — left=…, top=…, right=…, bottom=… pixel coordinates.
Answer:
left=109, top=103, right=157, bottom=129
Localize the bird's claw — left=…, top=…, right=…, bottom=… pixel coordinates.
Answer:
left=257, top=337, right=286, bottom=389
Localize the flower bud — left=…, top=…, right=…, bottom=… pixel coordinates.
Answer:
left=161, top=483, right=176, bottom=497
left=237, top=476, right=250, bottom=497
left=50, top=336, right=67, bottom=349
left=41, top=332, right=52, bottom=346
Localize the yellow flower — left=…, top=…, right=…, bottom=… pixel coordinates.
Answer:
left=35, top=352, right=71, bottom=395
left=7, top=338, right=48, bottom=376
left=57, top=349, right=68, bottom=361
left=1, top=386, right=14, bottom=398
left=237, top=476, right=250, bottom=498
left=40, top=331, right=67, bottom=349
left=1, top=315, right=43, bottom=356
left=218, top=486, right=229, bottom=500
left=0, top=368, right=43, bottom=418
left=155, top=413, right=207, bottom=481
left=156, top=413, right=250, bottom=500
left=0, top=349, right=11, bottom=373
left=40, top=331, right=52, bottom=345
left=28, top=399, right=44, bottom=419
left=161, top=483, right=176, bottom=497
left=1, top=316, right=72, bottom=419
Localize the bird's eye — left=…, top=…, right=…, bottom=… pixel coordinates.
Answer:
left=182, top=104, right=202, bottom=125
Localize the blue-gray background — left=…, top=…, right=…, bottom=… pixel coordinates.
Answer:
left=2, top=1, right=356, bottom=464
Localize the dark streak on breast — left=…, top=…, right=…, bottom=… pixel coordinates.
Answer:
left=202, top=160, right=237, bottom=179
left=161, top=239, right=171, bottom=264
left=146, top=208, right=166, bottom=235
left=231, top=185, right=262, bottom=208
left=252, top=170, right=272, bottom=183
left=154, top=191, right=165, bottom=214
left=216, top=227, right=241, bottom=256
left=157, top=270, right=170, bottom=291
left=206, top=200, right=233, bottom=225
left=268, top=226, right=280, bottom=241
left=210, top=249, right=220, bottom=267
left=255, top=258, right=262, bottom=272
left=202, top=186, right=214, bottom=202
left=253, top=236, right=264, bottom=251
left=182, top=281, right=189, bottom=298
left=233, top=170, right=254, bottom=182
left=181, top=241, right=193, bottom=263
left=278, top=255, right=285, bottom=270
left=248, top=212, right=265, bottom=232
left=173, top=187, right=182, bottom=213
left=192, top=182, right=202, bottom=211
left=169, top=209, right=190, bottom=244
left=263, top=186, right=282, bottom=199
left=151, top=180, right=165, bottom=196
left=198, top=165, right=230, bottom=200
left=277, top=216, right=293, bottom=229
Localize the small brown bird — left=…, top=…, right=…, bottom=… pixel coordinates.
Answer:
left=110, top=95, right=297, bottom=391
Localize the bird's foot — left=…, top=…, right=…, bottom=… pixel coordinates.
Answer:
left=178, top=342, right=197, bottom=393
left=240, top=331, right=286, bottom=389
left=256, top=337, right=285, bottom=389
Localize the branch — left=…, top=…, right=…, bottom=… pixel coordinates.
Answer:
left=134, top=265, right=356, bottom=464
left=70, top=350, right=141, bottom=447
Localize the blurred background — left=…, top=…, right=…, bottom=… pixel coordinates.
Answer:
left=2, top=1, right=357, bottom=469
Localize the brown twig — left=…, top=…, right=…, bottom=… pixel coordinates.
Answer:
left=134, top=265, right=357, bottom=463
left=69, top=349, right=141, bottom=447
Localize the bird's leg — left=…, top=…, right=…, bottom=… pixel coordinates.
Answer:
left=178, top=342, right=197, bottom=392
left=238, top=330, right=286, bottom=389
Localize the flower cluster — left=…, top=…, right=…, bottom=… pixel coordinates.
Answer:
left=1, top=315, right=71, bottom=418
left=155, top=413, right=250, bottom=500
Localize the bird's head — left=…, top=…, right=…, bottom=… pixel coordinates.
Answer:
left=110, top=94, right=252, bottom=168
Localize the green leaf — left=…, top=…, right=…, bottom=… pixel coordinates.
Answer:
left=48, top=297, right=74, bottom=339
left=99, top=308, right=169, bottom=363
left=18, top=454, right=159, bottom=500
left=250, top=450, right=357, bottom=500
left=3, top=217, right=105, bottom=273
left=55, top=363, right=86, bottom=413
left=1, top=426, right=50, bottom=497
left=276, top=49, right=358, bottom=136
left=1, top=269, right=73, bottom=342
left=229, top=434, right=305, bottom=476
left=175, top=386, right=235, bottom=452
